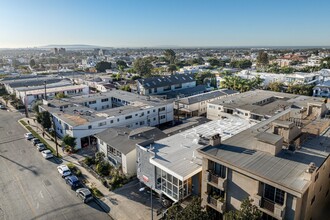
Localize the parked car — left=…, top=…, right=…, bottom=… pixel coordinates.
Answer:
left=32, top=138, right=41, bottom=146
left=41, top=150, right=53, bottom=159
left=0, top=104, right=7, bottom=110
left=65, top=175, right=81, bottom=189
left=57, top=165, right=71, bottom=178
left=24, top=133, right=34, bottom=140
left=76, top=188, right=93, bottom=203
left=36, top=143, right=46, bottom=151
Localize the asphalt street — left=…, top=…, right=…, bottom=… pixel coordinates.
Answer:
left=0, top=110, right=110, bottom=220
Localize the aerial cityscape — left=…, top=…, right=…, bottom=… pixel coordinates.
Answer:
left=0, top=1, right=330, bottom=220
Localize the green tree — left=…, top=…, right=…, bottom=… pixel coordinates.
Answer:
left=36, top=111, right=52, bottom=129
left=95, top=61, right=112, bottom=72
left=116, top=60, right=128, bottom=69
left=256, top=51, right=269, bottom=68
left=167, top=64, right=177, bottom=73
left=194, top=71, right=216, bottom=85
left=164, top=49, right=176, bottom=64
left=230, top=60, right=252, bottom=69
left=207, top=58, right=220, bottom=67
left=224, top=198, right=262, bottom=220
left=268, top=81, right=284, bottom=92
left=62, top=135, right=77, bottom=151
left=95, top=151, right=105, bottom=164
left=120, top=85, right=131, bottom=92
left=29, top=59, right=36, bottom=67
left=165, top=197, right=214, bottom=220
left=55, top=93, right=67, bottom=99
left=133, top=57, right=153, bottom=77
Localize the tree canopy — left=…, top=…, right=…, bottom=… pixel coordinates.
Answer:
left=29, top=59, right=36, bottom=67
left=165, top=197, right=214, bottom=220
left=221, top=75, right=263, bottom=92
left=224, top=198, right=262, bottom=220
left=62, top=135, right=76, bottom=150
left=116, top=60, right=128, bottom=69
left=95, top=61, right=112, bottom=72
left=164, top=49, right=176, bottom=64
left=207, top=58, right=220, bottom=67
left=133, top=57, right=153, bottom=77
left=256, top=51, right=269, bottom=67
left=229, top=60, right=252, bottom=69
left=36, top=111, right=52, bottom=129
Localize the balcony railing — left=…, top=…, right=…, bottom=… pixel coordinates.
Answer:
left=261, top=198, right=275, bottom=212
left=206, top=193, right=225, bottom=213
left=206, top=171, right=227, bottom=190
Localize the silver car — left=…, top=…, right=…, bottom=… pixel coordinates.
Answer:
left=76, top=188, right=93, bottom=203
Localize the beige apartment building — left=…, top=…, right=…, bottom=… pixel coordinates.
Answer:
left=198, top=108, right=330, bottom=220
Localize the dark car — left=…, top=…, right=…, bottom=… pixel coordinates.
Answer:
left=65, top=175, right=80, bottom=189
left=32, top=138, right=41, bottom=146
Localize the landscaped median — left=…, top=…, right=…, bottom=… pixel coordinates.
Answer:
left=19, top=119, right=62, bottom=158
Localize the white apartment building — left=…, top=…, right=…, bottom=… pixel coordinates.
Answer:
left=40, top=90, right=174, bottom=149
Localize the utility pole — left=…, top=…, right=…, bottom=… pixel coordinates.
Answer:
left=52, top=115, right=59, bottom=157
left=24, top=91, right=29, bottom=118
left=44, top=80, right=47, bottom=100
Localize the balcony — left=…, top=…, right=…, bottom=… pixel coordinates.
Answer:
left=206, top=193, right=225, bottom=213
left=206, top=171, right=227, bottom=190
left=256, top=197, right=285, bottom=220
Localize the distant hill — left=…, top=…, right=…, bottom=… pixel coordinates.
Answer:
left=38, top=44, right=113, bottom=50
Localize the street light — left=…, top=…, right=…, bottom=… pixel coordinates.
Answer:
left=139, top=185, right=153, bottom=220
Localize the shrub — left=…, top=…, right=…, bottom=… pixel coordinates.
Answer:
left=67, top=163, right=75, bottom=170
left=83, top=156, right=95, bottom=166
left=91, top=187, right=103, bottom=198
left=96, top=160, right=111, bottom=176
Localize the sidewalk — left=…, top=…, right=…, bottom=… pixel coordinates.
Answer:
left=19, top=117, right=160, bottom=220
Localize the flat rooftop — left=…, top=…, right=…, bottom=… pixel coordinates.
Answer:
left=145, top=115, right=255, bottom=180
left=70, top=90, right=171, bottom=107
left=199, top=109, right=330, bottom=195
left=176, top=89, right=238, bottom=105
left=210, top=90, right=328, bottom=116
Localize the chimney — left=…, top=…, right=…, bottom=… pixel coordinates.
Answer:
left=209, top=133, right=221, bottom=146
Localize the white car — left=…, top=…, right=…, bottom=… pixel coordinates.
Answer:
left=41, top=150, right=53, bottom=159
left=76, top=188, right=93, bottom=203
left=24, top=133, right=34, bottom=140
left=57, top=165, right=71, bottom=178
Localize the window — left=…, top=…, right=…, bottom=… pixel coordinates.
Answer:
left=160, top=115, right=166, bottom=120
left=140, top=121, right=145, bottom=125
left=153, top=109, right=156, bottom=112
left=154, top=88, right=157, bottom=93
left=101, top=98, right=109, bottom=102
left=159, top=107, right=165, bottom=112
left=311, top=196, right=315, bottom=205
left=110, top=120, right=113, bottom=124
left=209, top=105, right=215, bottom=109
left=212, top=161, right=226, bottom=178
left=98, top=122, right=106, bottom=126
left=89, top=101, right=96, bottom=104
left=88, top=125, right=92, bottom=129
left=117, top=118, right=119, bottom=122
left=125, top=115, right=132, bottom=120
left=147, top=111, right=150, bottom=114
left=264, top=184, right=285, bottom=205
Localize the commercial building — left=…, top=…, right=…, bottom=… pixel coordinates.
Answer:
left=1, top=75, right=89, bottom=105
left=174, top=89, right=238, bottom=118
left=207, top=90, right=328, bottom=122
left=198, top=108, right=330, bottom=220
left=40, top=90, right=174, bottom=149
left=136, top=74, right=196, bottom=96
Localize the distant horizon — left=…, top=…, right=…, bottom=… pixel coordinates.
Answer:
left=1, top=0, right=330, bottom=49
left=1, top=44, right=330, bottom=50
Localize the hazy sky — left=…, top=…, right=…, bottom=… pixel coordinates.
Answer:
left=1, top=0, right=330, bottom=48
